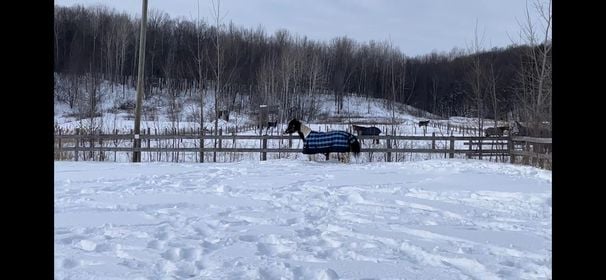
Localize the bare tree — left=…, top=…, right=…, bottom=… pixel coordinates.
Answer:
left=304, top=42, right=325, bottom=120
left=466, top=21, right=486, bottom=136
left=210, top=0, right=227, bottom=162
left=195, top=0, right=206, bottom=162
left=515, top=0, right=552, bottom=134
left=330, top=37, right=355, bottom=114
left=487, top=62, right=501, bottom=128
left=54, top=4, right=543, bottom=128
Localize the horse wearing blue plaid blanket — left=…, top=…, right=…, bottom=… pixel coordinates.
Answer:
left=284, top=119, right=361, bottom=161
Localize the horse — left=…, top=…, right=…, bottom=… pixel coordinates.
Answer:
left=351, top=124, right=381, bottom=144
left=484, top=127, right=504, bottom=137
left=497, top=126, right=510, bottom=134
left=418, top=120, right=430, bottom=127
left=284, top=119, right=361, bottom=161
left=257, top=121, right=279, bottom=134
left=265, top=121, right=278, bottom=134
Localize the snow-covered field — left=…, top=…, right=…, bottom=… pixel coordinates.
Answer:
left=55, top=159, right=551, bottom=279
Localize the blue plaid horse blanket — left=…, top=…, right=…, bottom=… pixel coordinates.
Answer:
left=303, top=131, right=357, bottom=154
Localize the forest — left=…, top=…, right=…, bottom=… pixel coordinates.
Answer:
left=54, top=4, right=551, bottom=134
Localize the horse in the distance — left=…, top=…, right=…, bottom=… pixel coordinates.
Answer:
left=258, top=121, right=279, bottom=134
left=484, top=126, right=510, bottom=137
left=352, top=124, right=381, bottom=144
left=284, top=119, right=361, bottom=161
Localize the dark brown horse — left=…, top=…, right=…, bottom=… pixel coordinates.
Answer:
left=351, top=125, right=381, bottom=144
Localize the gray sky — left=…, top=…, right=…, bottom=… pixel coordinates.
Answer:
left=54, top=0, right=544, bottom=57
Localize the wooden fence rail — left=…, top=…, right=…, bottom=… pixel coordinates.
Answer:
left=509, top=136, right=552, bottom=169
left=54, top=133, right=551, bottom=169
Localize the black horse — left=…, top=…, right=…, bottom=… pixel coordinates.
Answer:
left=484, top=126, right=509, bottom=137
left=267, top=121, right=277, bottom=128
left=284, top=119, right=361, bottom=160
left=352, top=124, right=381, bottom=144
left=418, top=120, right=430, bottom=127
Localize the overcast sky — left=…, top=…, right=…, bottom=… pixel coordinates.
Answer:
left=54, top=0, right=545, bottom=57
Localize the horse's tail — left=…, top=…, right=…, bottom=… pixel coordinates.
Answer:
left=350, top=136, right=361, bottom=157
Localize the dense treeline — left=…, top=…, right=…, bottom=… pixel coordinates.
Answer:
left=54, top=4, right=551, bottom=132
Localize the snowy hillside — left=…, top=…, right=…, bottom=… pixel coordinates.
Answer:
left=55, top=159, right=551, bottom=279
left=54, top=77, right=501, bottom=135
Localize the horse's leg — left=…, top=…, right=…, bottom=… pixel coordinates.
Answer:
left=340, top=153, right=349, bottom=163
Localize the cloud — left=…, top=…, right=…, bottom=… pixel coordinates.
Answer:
left=55, top=0, right=541, bottom=56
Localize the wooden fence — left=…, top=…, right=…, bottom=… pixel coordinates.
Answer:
left=509, top=136, right=552, bottom=169
left=54, top=131, right=552, bottom=169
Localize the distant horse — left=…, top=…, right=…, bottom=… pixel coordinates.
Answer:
left=258, top=121, right=279, bottom=134
left=498, top=126, right=510, bottom=134
left=265, top=121, right=278, bottom=133
left=284, top=119, right=361, bottom=161
left=484, top=127, right=504, bottom=137
left=418, top=120, right=430, bottom=127
left=352, top=124, right=381, bottom=144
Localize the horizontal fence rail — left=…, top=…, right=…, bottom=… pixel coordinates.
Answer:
left=54, top=132, right=551, bottom=169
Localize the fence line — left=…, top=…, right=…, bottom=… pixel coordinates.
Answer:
left=54, top=132, right=552, bottom=169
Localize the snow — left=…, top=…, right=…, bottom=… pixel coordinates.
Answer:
left=55, top=76, right=510, bottom=164
left=54, top=75, right=479, bottom=136
left=55, top=159, right=551, bottom=279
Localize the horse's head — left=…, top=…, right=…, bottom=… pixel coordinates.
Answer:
left=284, top=119, right=301, bottom=134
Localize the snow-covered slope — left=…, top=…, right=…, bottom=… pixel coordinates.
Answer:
left=54, top=76, right=495, bottom=135
left=55, top=159, right=551, bottom=279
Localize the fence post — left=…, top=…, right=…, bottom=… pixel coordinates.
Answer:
left=508, top=136, right=514, bottom=164
left=532, top=143, right=538, bottom=167
left=478, top=137, right=483, bottom=160
left=58, top=129, right=63, bottom=160
left=523, top=141, right=530, bottom=165
left=87, top=130, right=93, bottom=161
left=538, top=143, right=544, bottom=168
left=75, top=128, right=79, bottom=161
left=233, top=127, right=237, bottom=145
left=467, top=139, right=472, bottom=159
left=154, top=128, right=162, bottom=161
left=449, top=135, right=455, bottom=158
left=386, top=137, right=392, bottom=162
left=147, top=128, right=151, bottom=146
left=219, top=128, right=223, bottom=162
left=99, top=136, right=104, bottom=161
left=430, top=132, right=436, bottom=160
left=199, top=128, right=204, bottom=163
left=113, top=129, right=118, bottom=162
left=261, top=135, right=267, bottom=161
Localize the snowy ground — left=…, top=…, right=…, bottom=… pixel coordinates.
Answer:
left=55, top=159, right=551, bottom=279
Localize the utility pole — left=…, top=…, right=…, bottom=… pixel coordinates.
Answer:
left=133, top=0, right=148, bottom=162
